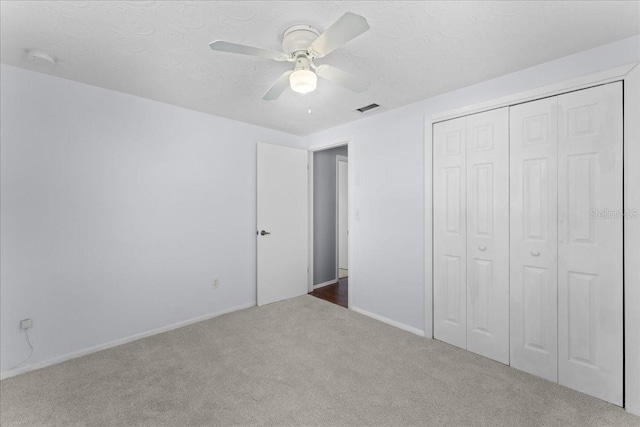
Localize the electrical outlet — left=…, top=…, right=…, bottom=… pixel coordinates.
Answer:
left=212, top=278, right=220, bottom=289
left=20, top=318, right=33, bottom=330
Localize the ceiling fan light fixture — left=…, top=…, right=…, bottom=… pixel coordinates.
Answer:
left=289, top=69, right=317, bottom=94
left=209, top=12, right=370, bottom=100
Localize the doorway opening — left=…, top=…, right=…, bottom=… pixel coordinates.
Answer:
left=309, top=144, right=348, bottom=308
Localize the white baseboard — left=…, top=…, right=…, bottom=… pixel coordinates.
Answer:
left=313, top=279, right=337, bottom=289
left=0, top=302, right=256, bottom=380
left=351, top=306, right=425, bottom=337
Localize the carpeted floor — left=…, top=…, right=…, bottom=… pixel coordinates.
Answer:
left=1, top=295, right=638, bottom=426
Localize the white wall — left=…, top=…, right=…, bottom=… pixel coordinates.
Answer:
left=0, top=64, right=299, bottom=375
left=624, top=63, right=640, bottom=416
left=302, top=35, right=640, bottom=333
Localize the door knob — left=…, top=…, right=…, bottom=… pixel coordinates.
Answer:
left=479, top=246, right=487, bottom=251
left=260, top=230, right=271, bottom=236
left=531, top=250, right=540, bottom=257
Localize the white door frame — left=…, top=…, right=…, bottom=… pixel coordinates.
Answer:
left=424, top=62, right=640, bottom=415
left=308, top=139, right=352, bottom=309
left=336, top=155, right=348, bottom=279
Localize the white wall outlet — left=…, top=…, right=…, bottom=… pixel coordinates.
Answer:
left=212, top=278, right=220, bottom=289
left=20, top=318, right=33, bottom=330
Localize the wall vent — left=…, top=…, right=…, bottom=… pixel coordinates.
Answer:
left=356, top=103, right=380, bottom=113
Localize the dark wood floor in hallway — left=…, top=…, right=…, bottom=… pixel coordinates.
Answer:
left=309, top=277, right=348, bottom=308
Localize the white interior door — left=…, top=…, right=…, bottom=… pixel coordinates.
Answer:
left=465, top=108, right=510, bottom=364
left=257, top=142, right=308, bottom=306
left=433, top=116, right=467, bottom=349
left=337, top=157, right=348, bottom=270
left=509, top=96, right=559, bottom=382
left=557, top=82, right=623, bottom=405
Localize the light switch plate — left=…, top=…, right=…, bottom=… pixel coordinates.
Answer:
left=20, top=318, right=33, bottom=330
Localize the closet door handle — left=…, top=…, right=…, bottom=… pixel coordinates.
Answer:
left=531, top=250, right=540, bottom=257
left=479, top=246, right=486, bottom=251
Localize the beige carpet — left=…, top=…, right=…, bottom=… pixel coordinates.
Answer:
left=1, top=295, right=638, bottom=426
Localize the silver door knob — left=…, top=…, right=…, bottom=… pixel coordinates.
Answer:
left=260, top=230, right=271, bottom=236
left=531, top=250, right=540, bottom=257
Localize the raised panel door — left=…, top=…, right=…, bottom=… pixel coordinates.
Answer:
left=557, top=82, right=623, bottom=406
left=433, top=117, right=467, bottom=349
left=509, top=97, right=559, bottom=381
left=466, top=108, right=510, bottom=364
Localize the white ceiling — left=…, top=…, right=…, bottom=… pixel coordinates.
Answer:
left=1, top=1, right=639, bottom=136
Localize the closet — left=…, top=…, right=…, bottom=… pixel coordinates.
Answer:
left=433, top=82, right=623, bottom=406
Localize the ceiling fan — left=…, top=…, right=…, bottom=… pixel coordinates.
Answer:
left=209, top=12, right=370, bottom=101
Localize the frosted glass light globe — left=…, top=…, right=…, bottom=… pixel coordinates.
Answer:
left=289, top=69, right=317, bottom=94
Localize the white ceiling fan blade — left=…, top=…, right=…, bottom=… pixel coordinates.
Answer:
left=315, top=65, right=369, bottom=93
left=209, top=40, right=289, bottom=61
left=262, top=71, right=294, bottom=101
left=309, top=12, right=370, bottom=58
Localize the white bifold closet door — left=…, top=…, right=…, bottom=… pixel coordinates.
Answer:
left=434, top=108, right=509, bottom=363
left=465, top=109, right=510, bottom=364
left=557, top=83, right=623, bottom=406
left=510, top=82, right=623, bottom=406
left=433, top=116, right=467, bottom=349
left=510, top=97, right=559, bottom=382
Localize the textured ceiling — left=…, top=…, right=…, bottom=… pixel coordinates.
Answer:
left=1, top=1, right=639, bottom=135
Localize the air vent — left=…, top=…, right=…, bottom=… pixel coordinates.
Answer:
left=356, top=103, right=380, bottom=113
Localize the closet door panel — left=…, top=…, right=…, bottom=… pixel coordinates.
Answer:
left=558, top=82, right=623, bottom=406
left=466, top=108, right=510, bottom=364
left=509, top=97, right=558, bottom=382
left=433, top=117, right=467, bottom=349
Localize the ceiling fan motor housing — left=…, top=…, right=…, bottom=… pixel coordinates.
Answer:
left=282, top=25, right=320, bottom=57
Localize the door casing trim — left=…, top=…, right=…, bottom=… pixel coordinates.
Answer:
left=308, top=140, right=352, bottom=309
